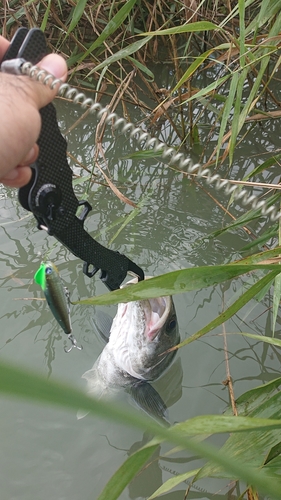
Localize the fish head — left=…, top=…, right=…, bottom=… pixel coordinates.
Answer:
left=108, top=284, right=179, bottom=381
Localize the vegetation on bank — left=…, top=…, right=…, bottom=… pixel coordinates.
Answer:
left=1, top=0, right=281, bottom=498
left=2, top=0, right=281, bottom=162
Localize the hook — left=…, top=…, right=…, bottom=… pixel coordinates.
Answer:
left=64, top=334, right=83, bottom=353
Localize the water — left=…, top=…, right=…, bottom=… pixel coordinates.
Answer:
left=0, top=88, right=280, bottom=500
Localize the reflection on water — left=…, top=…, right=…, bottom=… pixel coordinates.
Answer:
left=0, top=85, right=280, bottom=499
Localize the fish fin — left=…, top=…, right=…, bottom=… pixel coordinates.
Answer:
left=77, top=384, right=115, bottom=420
left=81, top=366, right=99, bottom=383
left=77, top=385, right=104, bottom=420
left=77, top=368, right=107, bottom=420
left=77, top=384, right=101, bottom=421
left=127, top=381, right=170, bottom=427
left=77, top=408, right=89, bottom=420
left=91, top=310, right=113, bottom=343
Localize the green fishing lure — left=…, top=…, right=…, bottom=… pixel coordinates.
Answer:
left=34, top=262, right=71, bottom=334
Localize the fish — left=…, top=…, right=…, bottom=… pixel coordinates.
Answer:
left=80, top=278, right=180, bottom=424
left=34, top=261, right=72, bottom=334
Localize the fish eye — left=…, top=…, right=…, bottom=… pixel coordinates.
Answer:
left=166, top=317, right=177, bottom=333
left=45, top=266, right=53, bottom=275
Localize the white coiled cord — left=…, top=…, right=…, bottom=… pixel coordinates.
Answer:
left=21, top=61, right=281, bottom=221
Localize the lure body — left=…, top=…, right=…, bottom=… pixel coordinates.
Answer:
left=34, top=262, right=71, bottom=334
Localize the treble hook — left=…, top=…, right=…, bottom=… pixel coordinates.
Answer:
left=64, top=334, right=83, bottom=353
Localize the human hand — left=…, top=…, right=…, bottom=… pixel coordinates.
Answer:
left=0, top=35, right=68, bottom=188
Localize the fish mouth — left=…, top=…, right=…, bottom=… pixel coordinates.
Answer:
left=141, top=296, right=170, bottom=340
left=122, top=277, right=171, bottom=341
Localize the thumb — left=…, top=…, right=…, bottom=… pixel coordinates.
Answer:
left=28, top=53, right=68, bottom=109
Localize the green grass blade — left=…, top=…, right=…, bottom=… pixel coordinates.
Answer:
left=216, top=70, right=239, bottom=164
left=181, top=74, right=230, bottom=104
left=264, top=442, right=281, bottom=466
left=172, top=415, right=281, bottom=435
left=148, top=469, right=200, bottom=500
left=197, top=385, right=281, bottom=481
left=97, top=445, right=159, bottom=500
left=238, top=0, right=246, bottom=67
left=218, top=0, right=255, bottom=30
left=73, top=262, right=281, bottom=306
left=174, top=270, right=279, bottom=350
left=205, top=193, right=281, bottom=239
left=272, top=218, right=281, bottom=335
left=237, top=12, right=281, bottom=132
left=240, top=226, right=278, bottom=251
left=236, top=153, right=281, bottom=196
left=90, top=36, right=152, bottom=74
left=230, top=331, right=281, bottom=348
left=108, top=208, right=140, bottom=244
left=101, top=413, right=281, bottom=499
left=122, top=150, right=164, bottom=160
left=72, top=175, right=91, bottom=186
left=67, top=0, right=88, bottom=35
left=127, top=56, right=154, bottom=80
left=229, top=151, right=281, bottom=207
left=238, top=56, right=269, bottom=132
left=109, top=190, right=153, bottom=244
left=141, top=21, right=218, bottom=36
left=1, top=361, right=281, bottom=498
left=232, top=377, right=281, bottom=414
left=223, top=245, right=281, bottom=264
left=40, top=0, right=52, bottom=31
left=80, top=0, right=138, bottom=62
left=207, top=209, right=261, bottom=238
left=229, top=67, right=248, bottom=165
left=172, top=49, right=214, bottom=93
left=245, top=0, right=281, bottom=35
left=272, top=272, right=281, bottom=336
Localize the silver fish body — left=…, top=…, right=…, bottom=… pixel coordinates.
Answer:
left=81, top=281, right=179, bottom=423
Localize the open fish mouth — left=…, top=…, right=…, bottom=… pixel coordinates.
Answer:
left=121, top=277, right=172, bottom=341
left=142, top=296, right=171, bottom=340
left=116, top=295, right=171, bottom=342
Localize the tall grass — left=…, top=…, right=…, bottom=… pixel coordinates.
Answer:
left=2, top=1, right=281, bottom=163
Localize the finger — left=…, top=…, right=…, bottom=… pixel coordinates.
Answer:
left=38, top=54, right=68, bottom=82
left=0, top=36, right=10, bottom=61
left=0, top=165, right=32, bottom=188
left=28, top=54, right=68, bottom=109
left=18, top=144, right=39, bottom=166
